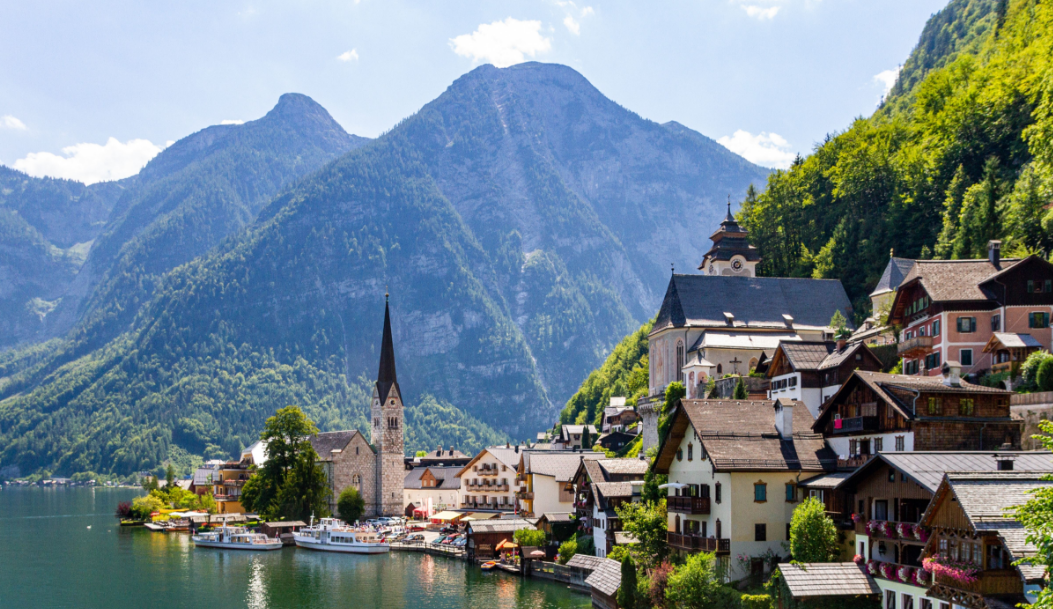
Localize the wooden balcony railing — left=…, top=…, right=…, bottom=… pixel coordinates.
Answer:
left=833, top=416, right=879, bottom=434
left=666, top=532, right=729, bottom=553
left=898, top=335, right=934, bottom=357
left=933, top=569, right=1022, bottom=597
left=668, top=496, right=711, bottom=514
left=516, top=491, right=533, bottom=500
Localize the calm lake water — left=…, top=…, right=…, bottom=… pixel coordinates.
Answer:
left=0, top=487, right=590, bottom=609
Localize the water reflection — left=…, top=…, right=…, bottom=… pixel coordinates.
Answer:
left=1, top=488, right=590, bottom=609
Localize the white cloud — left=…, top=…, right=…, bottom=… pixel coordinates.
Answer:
left=220, top=119, right=245, bottom=125
left=2, top=115, right=27, bottom=130
left=336, top=49, right=359, bottom=62
left=556, top=1, right=593, bottom=35
left=718, top=130, right=796, bottom=169
left=13, top=137, right=163, bottom=185
left=450, top=18, right=552, bottom=68
left=743, top=5, right=780, bottom=19
left=874, top=68, right=900, bottom=101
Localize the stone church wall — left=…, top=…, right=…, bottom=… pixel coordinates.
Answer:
left=329, top=434, right=378, bottom=518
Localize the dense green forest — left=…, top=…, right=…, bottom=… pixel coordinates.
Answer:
left=740, top=0, right=1053, bottom=318
left=558, top=320, right=652, bottom=427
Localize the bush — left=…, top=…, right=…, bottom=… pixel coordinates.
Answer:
left=337, top=487, right=365, bottom=523
left=618, top=555, right=638, bottom=609
left=557, top=538, right=578, bottom=564
left=740, top=594, right=773, bottom=609
left=130, top=495, right=165, bottom=520
left=115, top=502, right=133, bottom=519
left=1020, top=351, right=1053, bottom=390
left=665, top=552, right=735, bottom=609
left=648, top=561, right=675, bottom=609
left=514, top=528, right=547, bottom=548
left=1038, top=358, right=1053, bottom=392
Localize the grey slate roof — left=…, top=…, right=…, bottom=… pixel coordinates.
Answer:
left=467, top=518, right=535, bottom=534
left=530, top=453, right=605, bottom=481
left=900, top=259, right=1020, bottom=303
left=593, top=481, right=636, bottom=499
left=870, top=257, right=915, bottom=297
left=653, top=274, right=855, bottom=334
left=585, top=558, right=623, bottom=597
left=779, top=342, right=837, bottom=371
left=310, top=430, right=363, bottom=460
left=798, top=471, right=853, bottom=489
left=538, top=512, right=573, bottom=523
left=779, top=563, right=881, bottom=599
left=566, top=554, right=606, bottom=571
left=484, top=447, right=524, bottom=469
left=596, top=458, right=649, bottom=476
left=838, top=452, right=1053, bottom=494
left=990, top=332, right=1043, bottom=349
left=403, top=466, right=463, bottom=490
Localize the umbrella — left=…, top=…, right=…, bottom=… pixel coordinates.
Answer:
left=529, top=550, right=545, bottom=558
left=496, top=539, right=518, bottom=550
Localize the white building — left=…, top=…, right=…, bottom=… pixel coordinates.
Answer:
left=403, top=465, right=462, bottom=517
left=518, top=450, right=604, bottom=518
left=456, top=446, right=522, bottom=512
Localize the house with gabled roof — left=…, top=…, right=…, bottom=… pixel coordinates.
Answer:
left=569, top=457, right=649, bottom=558
left=654, top=397, right=837, bottom=581
left=456, top=445, right=523, bottom=512
left=403, top=465, right=462, bottom=517
left=851, top=256, right=917, bottom=347
left=920, top=472, right=1052, bottom=609
left=813, top=367, right=1019, bottom=463
left=517, top=450, right=605, bottom=518
left=889, top=243, right=1053, bottom=379
left=766, top=340, right=885, bottom=419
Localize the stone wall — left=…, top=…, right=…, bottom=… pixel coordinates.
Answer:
left=638, top=397, right=660, bottom=454
left=329, top=433, right=378, bottom=517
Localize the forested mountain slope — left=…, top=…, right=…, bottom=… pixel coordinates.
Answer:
left=0, top=63, right=767, bottom=478
left=740, top=0, right=1052, bottom=317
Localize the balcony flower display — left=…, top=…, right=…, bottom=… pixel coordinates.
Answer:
left=896, top=522, right=914, bottom=538
left=867, top=560, right=879, bottom=575
left=851, top=513, right=862, bottom=524
left=879, top=562, right=896, bottom=580
left=853, top=554, right=864, bottom=565
left=897, top=566, right=914, bottom=583
left=867, top=520, right=895, bottom=538
left=923, top=555, right=980, bottom=585
left=913, top=527, right=929, bottom=542
left=913, top=568, right=931, bottom=587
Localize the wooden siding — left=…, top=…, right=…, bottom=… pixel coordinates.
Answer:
left=913, top=420, right=1021, bottom=451
left=855, top=468, right=932, bottom=502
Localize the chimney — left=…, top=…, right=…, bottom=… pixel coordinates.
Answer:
left=836, top=338, right=847, bottom=352
left=941, top=361, right=962, bottom=387
left=774, top=399, right=794, bottom=440
left=515, top=444, right=519, bottom=453
left=994, top=453, right=1015, bottom=471
left=988, top=240, right=1002, bottom=269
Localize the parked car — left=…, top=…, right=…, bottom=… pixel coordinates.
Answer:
left=405, top=533, right=425, bottom=542
left=408, top=523, right=426, bottom=532
left=431, top=535, right=449, bottom=545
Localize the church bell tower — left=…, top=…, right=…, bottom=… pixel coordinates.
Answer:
left=371, top=294, right=404, bottom=516
left=699, top=200, right=761, bottom=277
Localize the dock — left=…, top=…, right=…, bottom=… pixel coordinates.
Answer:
left=390, top=540, right=466, bottom=559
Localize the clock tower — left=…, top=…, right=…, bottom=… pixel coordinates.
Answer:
left=699, top=200, right=760, bottom=277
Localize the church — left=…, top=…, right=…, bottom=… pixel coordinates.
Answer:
left=310, top=297, right=405, bottom=518
left=648, top=204, right=855, bottom=399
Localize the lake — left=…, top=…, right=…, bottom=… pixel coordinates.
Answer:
left=0, top=487, right=590, bottom=609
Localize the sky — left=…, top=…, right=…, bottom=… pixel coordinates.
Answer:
left=0, top=0, right=952, bottom=185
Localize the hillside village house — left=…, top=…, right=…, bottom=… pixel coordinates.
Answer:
left=203, top=441, right=267, bottom=514
left=852, top=256, right=916, bottom=346
left=553, top=425, right=598, bottom=450
left=456, top=446, right=522, bottom=512
left=646, top=210, right=855, bottom=402
left=890, top=243, right=1053, bottom=379
left=831, top=452, right=1053, bottom=609
left=766, top=340, right=885, bottom=419
left=813, top=365, right=1020, bottom=461
left=654, top=398, right=837, bottom=581
left=601, top=398, right=639, bottom=433
left=404, top=446, right=471, bottom=471
left=517, top=451, right=604, bottom=518
left=919, top=472, right=1051, bottom=609
left=569, top=458, right=649, bottom=558
left=403, top=465, right=462, bottom=517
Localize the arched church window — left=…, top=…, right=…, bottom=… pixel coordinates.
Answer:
left=749, top=357, right=758, bottom=372
left=676, top=340, right=684, bottom=382
left=717, top=364, right=722, bottom=376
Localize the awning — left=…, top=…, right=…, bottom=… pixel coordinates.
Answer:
left=430, top=510, right=462, bottom=522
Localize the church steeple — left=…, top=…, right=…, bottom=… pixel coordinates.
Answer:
left=699, top=197, right=761, bottom=276
left=376, top=294, right=398, bottom=402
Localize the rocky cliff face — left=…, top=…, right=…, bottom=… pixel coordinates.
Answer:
left=0, top=64, right=768, bottom=476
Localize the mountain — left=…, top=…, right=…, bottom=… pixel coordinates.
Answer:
left=0, top=63, right=768, bottom=478
left=739, top=0, right=1052, bottom=317
left=0, top=168, right=124, bottom=346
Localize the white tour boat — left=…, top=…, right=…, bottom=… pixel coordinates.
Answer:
left=192, top=526, right=283, bottom=551
left=293, top=518, right=391, bottom=554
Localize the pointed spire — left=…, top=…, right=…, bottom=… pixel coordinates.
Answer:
left=378, top=297, right=397, bottom=386
left=724, top=195, right=734, bottom=223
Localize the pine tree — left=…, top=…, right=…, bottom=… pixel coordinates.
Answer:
left=580, top=425, right=592, bottom=449
left=733, top=377, right=748, bottom=400
left=618, top=555, right=638, bottom=609
left=935, top=165, right=969, bottom=259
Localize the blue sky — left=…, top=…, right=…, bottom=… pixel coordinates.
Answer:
left=0, top=0, right=950, bottom=184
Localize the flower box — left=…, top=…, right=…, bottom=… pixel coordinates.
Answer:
left=923, top=555, right=980, bottom=585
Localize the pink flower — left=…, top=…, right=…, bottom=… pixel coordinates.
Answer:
left=853, top=554, right=864, bottom=565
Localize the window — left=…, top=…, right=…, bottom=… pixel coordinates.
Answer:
left=754, top=482, right=767, bottom=502
left=902, top=594, right=914, bottom=609
left=888, top=468, right=896, bottom=483
left=896, top=436, right=905, bottom=451
left=928, top=397, right=942, bottom=415
left=960, top=349, right=973, bottom=366
left=992, top=315, right=1001, bottom=332
left=987, top=544, right=1005, bottom=569
left=1030, top=312, right=1050, bottom=329
left=688, top=444, right=694, bottom=461
left=790, top=376, right=797, bottom=387
left=676, top=341, right=684, bottom=382
left=960, top=398, right=975, bottom=416
left=925, top=352, right=941, bottom=370
left=1048, top=280, right=1053, bottom=293
left=957, top=317, right=976, bottom=333
left=785, top=483, right=795, bottom=502
left=920, top=600, right=933, bottom=609
left=874, top=438, right=883, bottom=452
left=676, top=448, right=683, bottom=461
left=787, top=523, right=792, bottom=541
left=933, top=320, right=940, bottom=336
left=716, top=519, right=722, bottom=539
left=715, top=482, right=722, bottom=504
left=755, top=523, right=766, bottom=541
left=886, top=590, right=896, bottom=609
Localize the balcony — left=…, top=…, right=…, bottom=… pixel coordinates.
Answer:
left=931, top=569, right=1022, bottom=597
left=476, top=468, right=499, bottom=477
left=668, top=496, right=711, bottom=515
left=516, top=491, right=534, bottom=500
left=838, top=456, right=871, bottom=469
left=666, top=532, right=729, bottom=553
left=898, top=335, right=934, bottom=357
left=863, top=520, right=929, bottom=543
left=833, top=416, right=879, bottom=434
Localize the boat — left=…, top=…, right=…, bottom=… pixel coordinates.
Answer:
left=192, top=526, right=283, bottom=551
left=293, top=518, right=391, bottom=554
left=480, top=561, right=497, bottom=571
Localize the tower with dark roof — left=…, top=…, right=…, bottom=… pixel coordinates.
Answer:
left=698, top=200, right=761, bottom=277
left=370, top=295, right=405, bottom=516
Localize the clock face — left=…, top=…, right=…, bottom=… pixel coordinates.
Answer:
left=732, top=259, right=743, bottom=270
left=708, top=264, right=715, bottom=274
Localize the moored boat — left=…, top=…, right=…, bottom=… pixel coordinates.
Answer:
left=192, top=526, right=283, bottom=551
left=293, top=518, right=390, bottom=554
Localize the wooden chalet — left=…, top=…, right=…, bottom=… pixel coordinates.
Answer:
left=813, top=367, right=1019, bottom=462
left=766, top=340, right=885, bottom=419
left=570, top=458, right=648, bottom=558
left=920, top=472, right=1052, bottom=609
